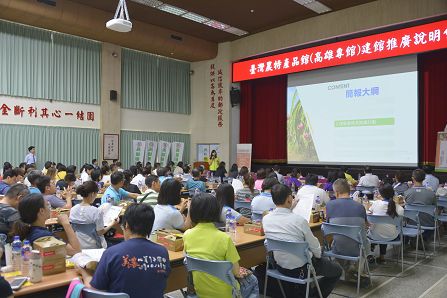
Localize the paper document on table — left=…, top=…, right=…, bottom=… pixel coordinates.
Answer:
left=71, top=249, right=105, bottom=268
left=99, top=203, right=122, bottom=226
left=292, top=193, right=314, bottom=222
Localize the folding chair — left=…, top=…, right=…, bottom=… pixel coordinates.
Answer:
left=264, top=238, right=323, bottom=298
left=322, top=222, right=371, bottom=295
left=366, top=215, right=403, bottom=272
left=405, top=204, right=439, bottom=253
left=82, top=288, right=130, bottom=298
left=402, top=209, right=426, bottom=262
left=184, top=255, right=241, bottom=298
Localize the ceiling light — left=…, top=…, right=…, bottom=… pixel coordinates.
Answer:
left=204, top=20, right=230, bottom=30
left=157, top=3, right=187, bottom=15
left=130, top=0, right=163, bottom=7
left=181, top=12, right=210, bottom=23
left=293, top=0, right=332, bottom=14
left=224, top=27, right=248, bottom=36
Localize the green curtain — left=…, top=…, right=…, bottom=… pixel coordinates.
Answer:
left=121, top=48, right=191, bottom=114
left=0, top=124, right=99, bottom=169
left=120, top=130, right=190, bottom=168
left=0, top=20, right=100, bottom=104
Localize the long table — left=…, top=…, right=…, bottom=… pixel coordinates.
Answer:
left=7, top=222, right=323, bottom=296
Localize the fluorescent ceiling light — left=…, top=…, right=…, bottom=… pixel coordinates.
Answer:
left=204, top=20, right=230, bottom=30
left=157, top=3, right=187, bottom=15
left=181, top=12, right=210, bottom=23
left=131, top=0, right=163, bottom=7
left=224, top=27, right=248, bottom=36
left=130, top=0, right=248, bottom=36
left=293, top=0, right=332, bottom=14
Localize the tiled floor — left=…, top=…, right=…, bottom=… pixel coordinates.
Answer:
left=165, top=239, right=447, bottom=298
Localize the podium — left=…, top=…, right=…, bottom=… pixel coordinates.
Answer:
left=193, top=161, right=209, bottom=170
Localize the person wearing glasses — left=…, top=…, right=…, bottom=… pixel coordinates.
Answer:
left=78, top=204, right=171, bottom=298
left=0, top=184, right=30, bottom=235
left=11, top=193, right=81, bottom=255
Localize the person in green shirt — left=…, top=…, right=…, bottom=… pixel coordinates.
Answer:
left=183, top=193, right=259, bottom=298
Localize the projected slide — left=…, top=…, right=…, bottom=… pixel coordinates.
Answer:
left=287, top=71, right=418, bottom=166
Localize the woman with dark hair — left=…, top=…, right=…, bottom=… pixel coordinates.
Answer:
left=207, top=150, right=220, bottom=175
left=229, top=163, right=238, bottom=179
left=284, top=168, right=302, bottom=189
left=122, top=170, right=141, bottom=194
left=152, top=179, right=190, bottom=232
left=324, top=171, right=338, bottom=192
left=368, top=184, right=404, bottom=263
left=11, top=193, right=80, bottom=255
left=183, top=193, right=259, bottom=298
left=393, top=171, right=409, bottom=195
left=254, top=168, right=266, bottom=191
left=216, top=184, right=249, bottom=225
left=215, top=161, right=227, bottom=182
left=70, top=181, right=117, bottom=249
left=235, top=175, right=260, bottom=202
left=81, top=164, right=94, bottom=183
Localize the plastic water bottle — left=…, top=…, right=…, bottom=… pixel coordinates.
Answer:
left=11, top=236, right=22, bottom=272
left=291, top=183, right=296, bottom=196
left=210, top=189, right=216, bottom=197
left=225, top=209, right=232, bottom=233
left=315, top=195, right=321, bottom=211
left=229, top=215, right=237, bottom=243
left=194, top=188, right=200, bottom=196
left=29, top=250, right=42, bottom=283
left=21, top=240, right=31, bottom=276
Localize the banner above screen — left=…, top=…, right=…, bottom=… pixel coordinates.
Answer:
left=232, top=19, right=447, bottom=82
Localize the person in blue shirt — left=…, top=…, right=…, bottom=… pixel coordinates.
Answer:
left=11, top=193, right=81, bottom=255
left=0, top=169, right=18, bottom=195
left=78, top=203, right=171, bottom=298
left=24, top=146, right=37, bottom=165
left=156, top=167, right=172, bottom=185
left=186, top=169, right=206, bottom=193
left=101, top=171, right=139, bottom=205
left=27, top=170, right=42, bottom=194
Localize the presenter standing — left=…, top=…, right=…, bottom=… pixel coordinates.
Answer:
left=24, top=146, right=37, bottom=165
left=207, top=150, right=220, bottom=176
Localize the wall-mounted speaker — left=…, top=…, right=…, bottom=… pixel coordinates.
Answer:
left=110, top=90, right=118, bottom=101
left=230, top=88, right=241, bottom=107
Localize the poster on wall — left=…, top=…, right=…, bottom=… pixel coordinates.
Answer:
left=132, top=140, right=146, bottom=164
left=157, top=141, right=171, bottom=166
left=144, top=140, right=158, bottom=166
left=236, top=144, right=252, bottom=171
left=103, top=134, right=119, bottom=160
left=171, top=142, right=184, bottom=164
left=197, top=144, right=210, bottom=161
left=435, top=131, right=447, bottom=172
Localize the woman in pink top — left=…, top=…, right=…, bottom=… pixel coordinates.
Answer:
left=254, top=168, right=266, bottom=191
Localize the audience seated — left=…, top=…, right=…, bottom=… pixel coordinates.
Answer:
left=324, top=171, right=337, bottom=192
left=37, top=175, right=73, bottom=209
left=422, top=164, right=439, bottom=192
left=70, top=181, right=117, bottom=249
left=42, top=161, right=53, bottom=175
left=297, top=174, right=329, bottom=206
left=0, top=184, right=29, bottom=235
left=404, top=169, right=436, bottom=227
left=216, top=184, right=250, bottom=225
left=326, top=179, right=370, bottom=283
left=273, top=165, right=284, bottom=184
left=183, top=193, right=259, bottom=298
left=251, top=177, right=279, bottom=216
left=80, top=164, right=94, bottom=183
left=122, top=170, right=141, bottom=194
left=79, top=204, right=170, bottom=298
left=0, top=169, right=18, bottom=195
left=284, top=167, right=302, bottom=190
left=215, top=161, right=227, bottom=182
left=186, top=169, right=206, bottom=193
left=100, top=165, right=111, bottom=185
left=368, top=184, right=404, bottom=263
left=152, top=179, right=190, bottom=232
left=341, top=166, right=357, bottom=186
left=12, top=193, right=80, bottom=255
left=254, top=168, right=266, bottom=191
left=137, top=175, right=160, bottom=205
left=26, top=170, right=42, bottom=193
left=392, top=171, right=409, bottom=195
left=56, top=173, right=77, bottom=192
left=90, top=169, right=104, bottom=191
left=358, top=166, right=379, bottom=188
left=229, top=163, right=239, bottom=179
left=173, top=161, right=184, bottom=175
left=157, top=167, right=172, bottom=185
left=263, top=184, right=342, bottom=298
left=101, top=172, right=139, bottom=205
left=235, top=174, right=260, bottom=202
